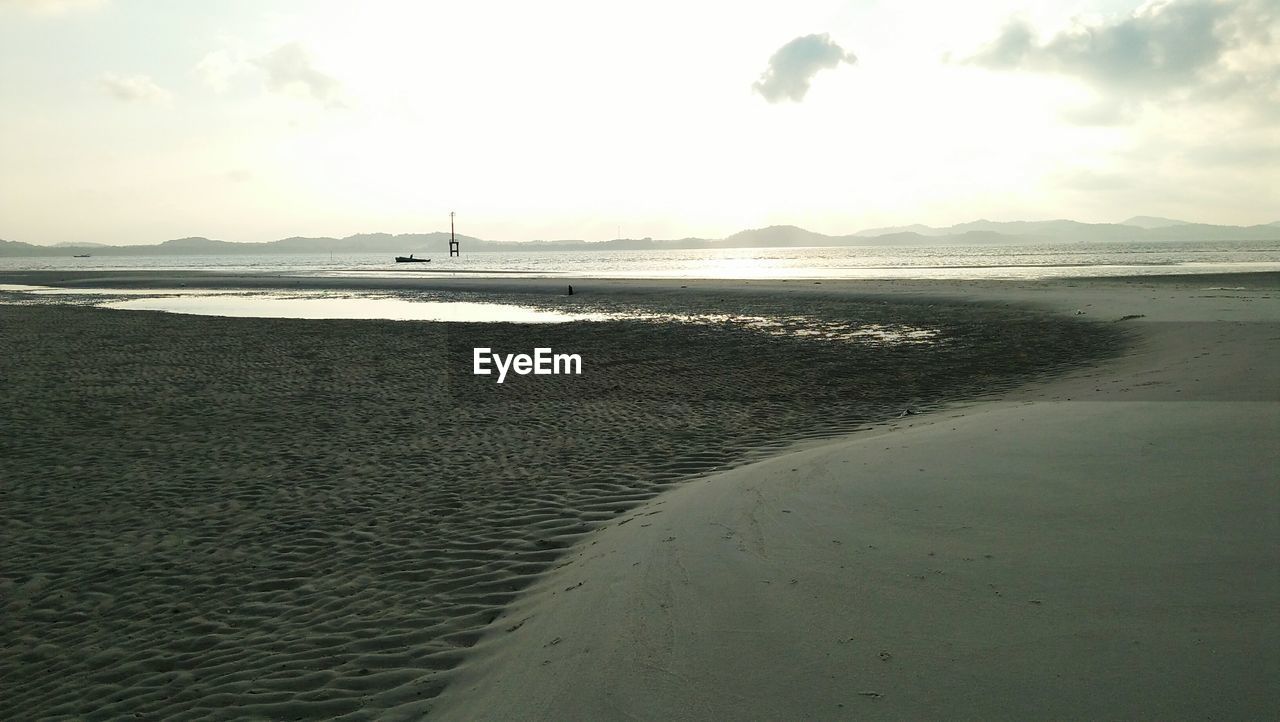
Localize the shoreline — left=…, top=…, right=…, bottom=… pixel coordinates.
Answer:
left=2, top=271, right=1275, bottom=718
left=430, top=272, right=1279, bottom=720
left=4, top=267, right=1280, bottom=289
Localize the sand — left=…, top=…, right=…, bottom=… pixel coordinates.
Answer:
left=431, top=273, right=1280, bottom=720
left=1, top=271, right=1275, bottom=719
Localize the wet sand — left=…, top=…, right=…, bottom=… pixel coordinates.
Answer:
left=1, top=271, right=1274, bottom=718
left=433, top=272, right=1280, bottom=720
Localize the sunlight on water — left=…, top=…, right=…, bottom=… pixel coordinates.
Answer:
left=622, top=312, right=937, bottom=344
left=3, top=240, right=1279, bottom=279
left=102, top=295, right=604, bottom=323
left=1, top=285, right=939, bottom=344
left=29, top=287, right=250, bottom=295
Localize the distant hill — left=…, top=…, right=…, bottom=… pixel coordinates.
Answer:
left=1, top=219, right=1277, bottom=257
left=1122, top=216, right=1191, bottom=229
left=854, top=223, right=934, bottom=237
left=847, top=219, right=1278, bottom=244
left=723, top=225, right=833, bottom=247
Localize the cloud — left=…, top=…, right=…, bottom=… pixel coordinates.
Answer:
left=252, top=43, right=343, bottom=107
left=967, top=0, right=1279, bottom=116
left=753, top=33, right=857, bottom=103
left=101, top=72, right=171, bottom=104
left=195, top=49, right=242, bottom=93
left=968, top=18, right=1036, bottom=69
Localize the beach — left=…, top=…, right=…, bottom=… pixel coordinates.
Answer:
left=1, top=272, right=1276, bottom=719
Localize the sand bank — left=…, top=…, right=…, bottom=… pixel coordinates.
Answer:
left=432, top=273, right=1279, bottom=720
left=0, top=277, right=1123, bottom=719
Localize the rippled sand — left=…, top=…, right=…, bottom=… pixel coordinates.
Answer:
left=0, top=287, right=1121, bottom=719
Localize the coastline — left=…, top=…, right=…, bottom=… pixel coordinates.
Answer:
left=2, top=271, right=1275, bottom=718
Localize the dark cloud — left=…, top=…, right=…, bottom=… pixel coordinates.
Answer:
left=753, top=33, right=857, bottom=103
left=968, top=0, right=1278, bottom=110
left=252, top=43, right=343, bottom=107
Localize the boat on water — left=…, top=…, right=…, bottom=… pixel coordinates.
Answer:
left=395, top=214, right=457, bottom=263
left=73, top=254, right=91, bottom=258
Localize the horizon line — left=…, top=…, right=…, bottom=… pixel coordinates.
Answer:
left=9, top=216, right=1280, bottom=248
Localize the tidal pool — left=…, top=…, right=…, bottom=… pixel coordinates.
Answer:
left=102, top=294, right=602, bottom=323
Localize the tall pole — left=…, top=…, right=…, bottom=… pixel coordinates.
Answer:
left=449, top=211, right=460, bottom=257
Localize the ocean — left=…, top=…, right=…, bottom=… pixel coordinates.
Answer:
left=3, top=239, right=1280, bottom=280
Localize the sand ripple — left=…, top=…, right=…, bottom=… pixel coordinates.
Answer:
left=0, top=295, right=1122, bottom=718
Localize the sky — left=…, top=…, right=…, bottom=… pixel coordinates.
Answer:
left=1, top=0, right=1277, bottom=245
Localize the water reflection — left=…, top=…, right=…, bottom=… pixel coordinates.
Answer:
left=0, top=284, right=54, bottom=291
left=1, top=285, right=939, bottom=344
left=622, top=311, right=937, bottom=344
left=29, top=287, right=248, bottom=296
left=103, top=295, right=603, bottom=323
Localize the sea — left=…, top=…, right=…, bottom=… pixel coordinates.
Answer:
left=4, top=239, right=1280, bottom=280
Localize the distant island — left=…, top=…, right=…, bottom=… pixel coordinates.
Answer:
left=3, top=217, right=1278, bottom=257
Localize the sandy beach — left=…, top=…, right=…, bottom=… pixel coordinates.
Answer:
left=8, top=0, right=1279, bottom=716
left=1, top=271, right=1276, bottom=719
left=435, top=272, right=1280, bottom=720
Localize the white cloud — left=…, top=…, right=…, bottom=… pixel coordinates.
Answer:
left=101, top=72, right=171, bottom=105
left=252, top=43, right=344, bottom=108
left=195, top=49, right=242, bottom=94
left=753, top=33, right=857, bottom=103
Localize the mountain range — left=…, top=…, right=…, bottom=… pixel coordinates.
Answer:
left=2, top=218, right=1278, bottom=257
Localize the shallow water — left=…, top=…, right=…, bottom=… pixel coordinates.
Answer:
left=0, top=285, right=941, bottom=344
left=2, top=285, right=601, bottom=323
left=102, top=295, right=604, bottom=323
left=3, top=240, right=1279, bottom=279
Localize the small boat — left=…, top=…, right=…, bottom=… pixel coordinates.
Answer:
left=395, top=254, right=429, bottom=263
left=73, top=254, right=91, bottom=258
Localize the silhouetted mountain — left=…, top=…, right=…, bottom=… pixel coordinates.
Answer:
left=158, top=237, right=243, bottom=252
left=1146, top=223, right=1279, bottom=240
left=944, top=219, right=1139, bottom=241
left=854, top=223, right=934, bottom=237
left=855, top=219, right=1276, bottom=243
left=1, top=219, right=1276, bottom=257
left=1122, top=216, right=1191, bottom=229
left=723, top=225, right=833, bottom=247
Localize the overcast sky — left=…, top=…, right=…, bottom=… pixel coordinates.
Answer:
left=1, top=0, right=1276, bottom=245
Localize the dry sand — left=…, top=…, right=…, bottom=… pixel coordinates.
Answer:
left=1, top=271, right=1275, bottom=719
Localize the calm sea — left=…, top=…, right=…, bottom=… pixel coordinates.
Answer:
left=3, top=240, right=1280, bottom=280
